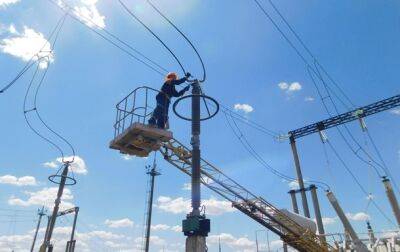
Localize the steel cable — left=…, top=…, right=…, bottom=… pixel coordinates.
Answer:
left=146, top=0, right=206, bottom=82
left=118, top=0, right=186, bottom=76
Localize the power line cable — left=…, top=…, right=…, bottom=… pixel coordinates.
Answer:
left=326, top=139, right=396, bottom=227
left=308, top=66, right=388, bottom=178
left=23, top=12, right=74, bottom=162
left=118, top=0, right=187, bottom=76
left=225, top=109, right=331, bottom=190
left=146, top=0, right=206, bottom=82
left=32, top=14, right=76, bottom=162
left=0, top=11, right=70, bottom=94
left=249, top=1, right=397, bottom=222
left=253, top=0, right=393, bottom=172
left=47, top=0, right=168, bottom=76
left=265, top=0, right=355, bottom=108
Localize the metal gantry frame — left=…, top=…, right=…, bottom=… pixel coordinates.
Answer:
left=287, top=94, right=400, bottom=221
left=288, top=94, right=400, bottom=140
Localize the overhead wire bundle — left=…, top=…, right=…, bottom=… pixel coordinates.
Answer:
left=252, top=0, right=398, bottom=226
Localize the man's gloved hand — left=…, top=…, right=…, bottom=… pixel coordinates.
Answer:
left=183, top=85, right=191, bottom=92
left=185, top=72, right=192, bottom=78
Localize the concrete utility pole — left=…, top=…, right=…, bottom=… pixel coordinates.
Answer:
left=288, top=189, right=299, bottom=214
left=310, top=185, right=326, bottom=243
left=289, top=136, right=310, bottom=218
left=144, top=162, right=160, bottom=252
left=31, top=206, right=46, bottom=252
left=382, top=177, right=400, bottom=227
left=40, top=163, right=70, bottom=252
left=183, top=81, right=210, bottom=252
left=326, top=191, right=369, bottom=252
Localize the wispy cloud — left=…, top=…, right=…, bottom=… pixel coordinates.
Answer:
left=62, top=0, right=106, bottom=29
left=0, top=175, right=37, bottom=186
left=105, top=218, right=134, bottom=228
left=234, top=103, right=254, bottom=114
left=155, top=196, right=235, bottom=216
left=390, top=109, right=400, bottom=115
left=304, top=96, right=315, bottom=102
left=208, top=233, right=255, bottom=251
left=346, top=212, right=370, bottom=221
left=278, top=82, right=302, bottom=93
left=0, top=25, right=54, bottom=68
left=0, top=0, right=20, bottom=7
left=44, top=156, right=88, bottom=175
left=8, top=187, right=74, bottom=210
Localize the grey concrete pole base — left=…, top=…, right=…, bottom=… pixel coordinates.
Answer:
left=186, top=236, right=206, bottom=252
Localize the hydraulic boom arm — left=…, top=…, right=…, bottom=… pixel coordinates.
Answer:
left=160, top=138, right=334, bottom=252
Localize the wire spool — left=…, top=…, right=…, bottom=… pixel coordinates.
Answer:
left=172, top=94, right=219, bottom=121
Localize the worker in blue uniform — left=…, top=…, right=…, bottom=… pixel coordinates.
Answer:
left=148, top=72, right=191, bottom=129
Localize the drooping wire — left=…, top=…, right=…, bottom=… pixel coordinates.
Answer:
left=365, top=128, right=400, bottom=195
left=24, top=61, right=65, bottom=159
left=0, top=10, right=70, bottom=94
left=118, top=0, right=187, bottom=76
left=225, top=109, right=331, bottom=191
left=326, top=139, right=396, bottom=227
left=308, top=66, right=387, bottom=178
left=47, top=0, right=168, bottom=76
left=146, top=0, right=206, bottom=82
left=247, top=0, right=398, bottom=221
left=257, top=0, right=398, bottom=186
left=265, top=0, right=355, bottom=108
left=23, top=12, right=75, bottom=163
left=33, top=13, right=76, bottom=163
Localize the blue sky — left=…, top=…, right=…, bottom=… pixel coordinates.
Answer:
left=0, top=0, right=399, bottom=251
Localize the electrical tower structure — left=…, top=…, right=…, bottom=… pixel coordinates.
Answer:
left=286, top=94, right=400, bottom=249
left=143, top=160, right=161, bottom=252
left=40, top=162, right=77, bottom=252
left=31, top=206, right=46, bottom=252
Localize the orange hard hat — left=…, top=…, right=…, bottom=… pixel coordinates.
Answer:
left=165, top=72, right=178, bottom=82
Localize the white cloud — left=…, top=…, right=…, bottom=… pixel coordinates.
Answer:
left=234, top=103, right=254, bottom=114
left=182, top=182, right=191, bottom=191
left=58, top=0, right=105, bottom=29
left=288, top=180, right=299, bottom=190
left=278, top=82, right=289, bottom=90
left=209, top=233, right=255, bottom=251
left=0, top=26, right=54, bottom=68
left=122, top=154, right=132, bottom=161
left=0, top=0, right=20, bottom=7
left=156, top=196, right=235, bottom=216
left=304, top=96, right=315, bottom=102
left=390, top=109, right=400, bottom=115
left=105, top=218, right=134, bottom=228
left=151, top=224, right=170, bottom=231
left=44, top=156, right=88, bottom=175
left=8, top=187, right=74, bottom=210
left=278, top=82, right=302, bottom=94
left=43, top=161, right=58, bottom=168
left=171, top=225, right=181, bottom=232
left=346, top=212, right=370, bottom=221
left=321, top=217, right=336, bottom=225
left=0, top=175, right=37, bottom=186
